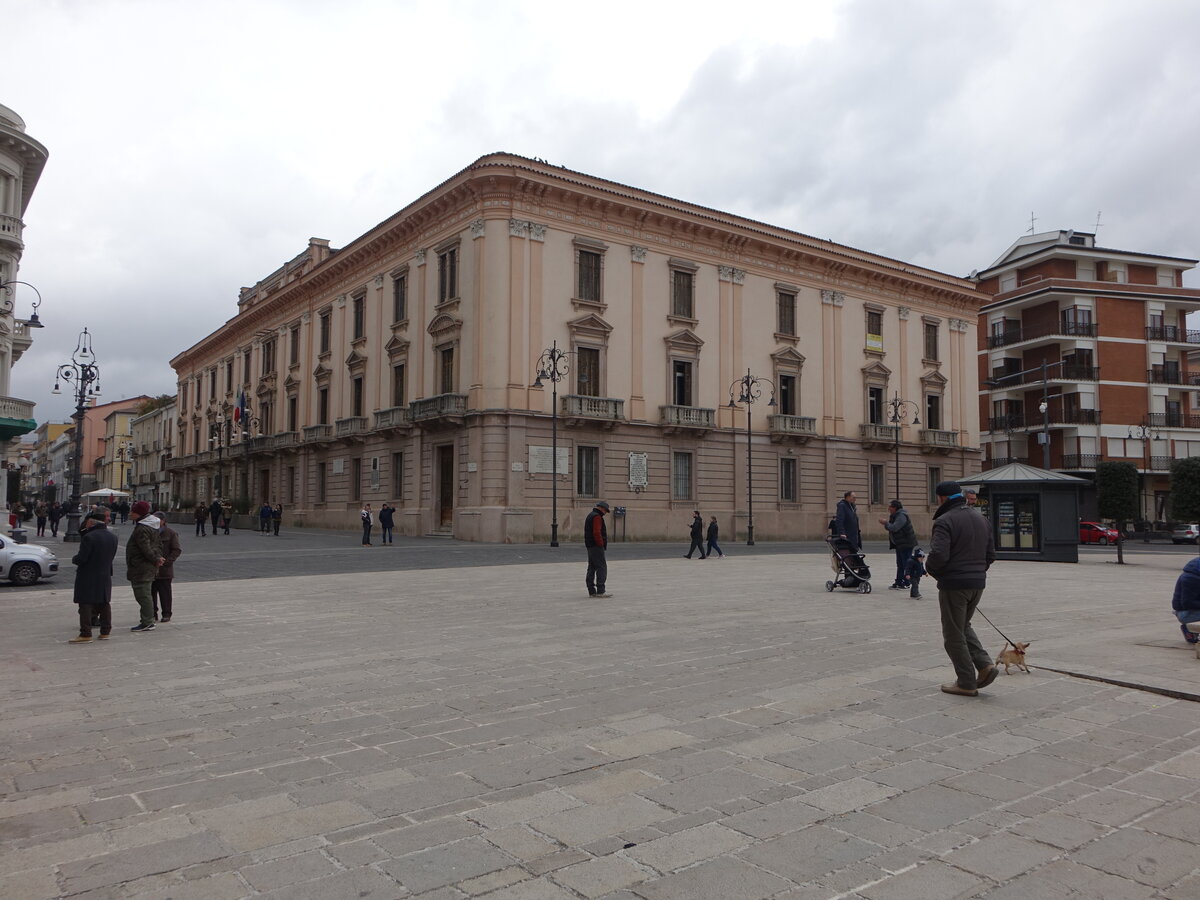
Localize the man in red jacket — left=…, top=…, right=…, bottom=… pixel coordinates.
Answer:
left=584, top=501, right=611, bottom=599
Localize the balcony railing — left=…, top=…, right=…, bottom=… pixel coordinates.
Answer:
left=1147, top=367, right=1200, bottom=386
left=1062, top=454, right=1101, bottom=469
left=987, top=456, right=1023, bottom=468
left=767, top=414, right=818, bottom=437
left=0, top=395, right=36, bottom=420
left=919, top=429, right=959, bottom=448
left=1046, top=408, right=1102, bottom=426
left=1151, top=455, right=1175, bottom=471
left=334, top=416, right=368, bottom=437
left=987, top=321, right=1098, bottom=348
left=1146, top=325, right=1200, bottom=344
left=1149, top=412, right=1200, bottom=429
left=302, top=424, right=333, bottom=442
left=659, top=405, right=716, bottom=430
left=860, top=423, right=900, bottom=444
left=0, top=214, right=22, bottom=246
left=270, top=431, right=298, bottom=449
left=410, top=393, right=468, bottom=422
left=987, top=365, right=1099, bottom=388
left=562, top=394, right=624, bottom=422
left=374, top=406, right=411, bottom=430
left=987, top=414, right=1026, bottom=432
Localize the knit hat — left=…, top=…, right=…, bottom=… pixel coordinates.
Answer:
left=131, top=500, right=152, bottom=516
left=934, top=481, right=963, bottom=498
left=84, top=510, right=108, bottom=524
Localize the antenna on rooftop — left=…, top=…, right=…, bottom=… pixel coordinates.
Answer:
left=1026, top=212, right=1037, bottom=235
left=1093, top=210, right=1103, bottom=235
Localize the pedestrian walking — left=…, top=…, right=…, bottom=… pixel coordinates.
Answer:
left=126, top=501, right=165, bottom=633
left=584, top=500, right=611, bottom=598
left=706, top=516, right=725, bottom=559
left=379, top=502, right=396, bottom=544
left=220, top=499, right=232, bottom=534
left=152, top=512, right=182, bottom=623
left=926, top=481, right=998, bottom=697
left=879, top=499, right=918, bottom=589
left=258, top=502, right=272, bottom=534
left=118, top=499, right=130, bottom=524
left=49, top=501, right=63, bottom=537
left=68, top=511, right=118, bottom=643
left=209, top=498, right=222, bottom=535
left=35, top=501, right=47, bottom=537
left=834, top=491, right=861, bottom=550
left=361, top=503, right=373, bottom=546
left=271, top=503, right=282, bottom=535
left=193, top=503, right=207, bottom=537
left=684, top=510, right=707, bottom=559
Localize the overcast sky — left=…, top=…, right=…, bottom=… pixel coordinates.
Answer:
left=7, top=0, right=1200, bottom=424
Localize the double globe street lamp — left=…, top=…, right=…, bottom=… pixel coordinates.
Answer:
left=727, top=369, right=775, bottom=545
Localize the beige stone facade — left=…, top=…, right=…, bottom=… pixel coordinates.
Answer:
left=169, top=154, right=983, bottom=541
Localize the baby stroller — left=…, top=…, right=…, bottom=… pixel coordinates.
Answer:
left=825, top=536, right=873, bottom=594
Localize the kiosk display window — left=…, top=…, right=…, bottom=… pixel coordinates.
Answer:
left=995, top=494, right=1040, bottom=550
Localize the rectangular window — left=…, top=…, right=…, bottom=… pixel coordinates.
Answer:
left=243, top=349, right=252, bottom=383
left=866, top=310, right=883, bottom=350
left=225, top=359, right=233, bottom=390
left=392, top=451, right=403, bottom=500
left=923, top=322, right=939, bottom=361
left=351, top=458, right=362, bottom=501
left=261, top=401, right=272, bottom=434
left=671, top=269, right=695, bottom=318
left=440, top=347, right=455, bottom=394
left=671, top=451, right=693, bottom=500
left=925, top=394, right=942, bottom=430
left=780, top=457, right=797, bottom=501
left=577, top=446, right=599, bottom=497
left=778, top=374, right=797, bottom=416
left=287, top=466, right=296, bottom=504
left=927, top=466, right=942, bottom=504
left=868, top=386, right=885, bottom=425
left=869, top=464, right=884, bottom=505
left=209, top=369, right=216, bottom=400
left=317, top=462, right=326, bottom=502
left=392, top=272, right=407, bottom=322
left=289, top=326, right=300, bottom=365
left=287, top=396, right=297, bottom=432
left=392, top=363, right=406, bottom=407
left=352, top=376, right=364, bottom=417
left=352, top=294, right=365, bottom=340
left=179, top=382, right=188, bottom=412
left=319, top=311, right=330, bottom=354
left=777, top=291, right=796, bottom=336
left=577, top=250, right=602, bottom=302
left=318, top=387, right=329, bottom=424
left=576, top=347, right=600, bottom=397
left=261, top=340, right=275, bottom=376
left=672, top=360, right=693, bottom=407
left=438, top=246, right=458, bottom=302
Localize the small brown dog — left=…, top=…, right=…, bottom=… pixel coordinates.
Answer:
left=995, top=641, right=1031, bottom=674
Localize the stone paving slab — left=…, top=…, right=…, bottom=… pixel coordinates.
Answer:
left=1, top=549, right=1198, bottom=898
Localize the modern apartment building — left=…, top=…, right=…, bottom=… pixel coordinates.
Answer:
left=975, top=230, right=1200, bottom=521
left=169, top=154, right=983, bottom=542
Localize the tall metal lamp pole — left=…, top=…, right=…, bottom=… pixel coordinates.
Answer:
left=533, top=340, right=571, bottom=547
left=728, top=369, right=775, bottom=545
left=886, top=393, right=920, bottom=501
left=53, top=328, right=100, bottom=543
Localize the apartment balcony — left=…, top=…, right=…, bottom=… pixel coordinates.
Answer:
left=373, top=406, right=411, bottom=432
left=334, top=416, right=369, bottom=441
left=986, top=321, right=1097, bottom=350
left=987, top=414, right=1026, bottom=432
left=987, top=456, right=1023, bottom=468
left=660, top=405, right=716, bottom=434
left=302, top=423, right=334, bottom=444
left=1062, top=453, right=1101, bottom=470
left=1044, top=408, right=1102, bottom=427
left=0, top=214, right=23, bottom=248
left=165, top=454, right=192, bottom=472
left=1148, top=412, right=1200, bottom=429
left=919, top=429, right=959, bottom=453
left=1145, top=325, right=1200, bottom=344
left=269, top=431, right=298, bottom=450
left=859, top=423, right=899, bottom=448
left=562, top=394, right=624, bottom=428
left=987, top=365, right=1100, bottom=391
left=768, top=414, right=818, bottom=443
left=1147, top=367, right=1200, bottom=387
left=410, top=393, right=468, bottom=428
left=1150, top=455, right=1175, bottom=472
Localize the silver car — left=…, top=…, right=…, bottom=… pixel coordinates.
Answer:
left=1172, top=524, right=1200, bottom=545
left=0, top=537, right=59, bottom=585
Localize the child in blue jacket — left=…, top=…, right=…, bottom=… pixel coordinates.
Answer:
left=904, top=548, right=927, bottom=599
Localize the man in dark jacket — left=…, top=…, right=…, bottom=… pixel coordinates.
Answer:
left=127, top=501, right=165, bottom=633
left=584, top=500, right=611, bottom=598
left=834, top=491, right=861, bottom=550
left=926, top=481, right=997, bottom=696
left=209, top=498, right=223, bottom=535
left=152, top=513, right=183, bottom=623
left=684, top=510, right=707, bottom=559
left=879, top=499, right=918, bottom=588
left=69, top=512, right=119, bottom=643
left=1172, top=557, right=1200, bottom=644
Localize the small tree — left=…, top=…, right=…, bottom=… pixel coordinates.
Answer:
left=1097, top=461, right=1139, bottom=564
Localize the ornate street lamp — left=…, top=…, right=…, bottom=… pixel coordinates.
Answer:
left=237, top=405, right=261, bottom=502
left=209, top=413, right=232, bottom=498
left=532, top=340, right=572, bottom=547
left=1128, top=419, right=1161, bottom=543
left=886, top=393, right=920, bottom=501
left=0, top=279, right=46, bottom=328
left=727, top=369, right=775, bottom=545
left=52, top=328, right=100, bottom=543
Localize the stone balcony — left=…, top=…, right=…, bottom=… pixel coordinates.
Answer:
left=919, top=429, right=959, bottom=453
left=562, top=395, right=624, bottom=428
left=660, top=405, right=716, bottom=434
left=768, top=414, right=817, bottom=443
left=374, top=406, right=411, bottom=432
left=859, top=423, right=899, bottom=448
left=410, top=393, right=468, bottom=427
left=334, top=416, right=369, bottom=440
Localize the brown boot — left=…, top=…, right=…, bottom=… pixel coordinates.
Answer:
left=975, top=665, right=999, bottom=690
left=940, top=682, right=978, bottom=697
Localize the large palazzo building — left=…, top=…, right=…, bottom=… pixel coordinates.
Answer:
left=976, top=230, right=1200, bottom=522
left=169, top=155, right=983, bottom=542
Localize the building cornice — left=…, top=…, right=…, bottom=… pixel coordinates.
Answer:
left=981, top=278, right=1200, bottom=312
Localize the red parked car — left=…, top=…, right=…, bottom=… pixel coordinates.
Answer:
left=1079, top=522, right=1119, bottom=545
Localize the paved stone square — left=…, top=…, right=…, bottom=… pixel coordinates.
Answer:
left=2, top=540, right=1198, bottom=898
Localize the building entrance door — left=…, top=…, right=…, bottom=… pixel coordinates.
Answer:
left=437, top=446, right=454, bottom=529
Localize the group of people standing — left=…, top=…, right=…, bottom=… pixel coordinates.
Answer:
left=359, top=503, right=397, bottom=545
left=191, top=499, right=283, bottom=536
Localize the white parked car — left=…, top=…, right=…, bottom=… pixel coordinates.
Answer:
left=0, top=536, right=59, bottom=585
left=1172, top=524, right=1200, bottom=545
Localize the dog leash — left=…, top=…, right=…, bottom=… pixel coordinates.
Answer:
left=975, top=608, right=1020, bottom=647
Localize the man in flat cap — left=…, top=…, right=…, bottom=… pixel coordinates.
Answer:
left=69, top=511, right=118, bottom=643
left=926, top=481, right=997, bottom=697
left=584, top=501, right=612, bottom=599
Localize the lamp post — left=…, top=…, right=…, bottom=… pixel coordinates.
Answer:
left=0, top=279, right=46, bottom=329
left=209, top=413, right=231, bottom=498
left=533, top=340, right=571, bottom=547
left=886, top=393, right=920, bottom=501
left=1128, top=419, right=1160, bottom=543
left=236, top=406, right=261, bottom=503
left=727, top=369, right=776, bottom=545
left=53, top=328, right=101, bottom=543
left=983, top=359, right=1063, bottom=470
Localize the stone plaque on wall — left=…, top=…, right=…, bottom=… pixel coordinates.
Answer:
left=628, top=452, right=648, bottom=489
left=528, top=446, right=569, bottom=475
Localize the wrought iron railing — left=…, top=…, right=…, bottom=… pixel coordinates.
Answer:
left=987, top=321, right=1097, bottom=348
left=1149, top=412, right=1200, bottom=428
left=1146, top=326, right=1200, bottom=344
left=1148, top=367, right=1200, bottom=386
left=1062, top=454, right=1101, bottom=469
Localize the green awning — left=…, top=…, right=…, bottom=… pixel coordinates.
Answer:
left=0, top=417, right=37, bottom=441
